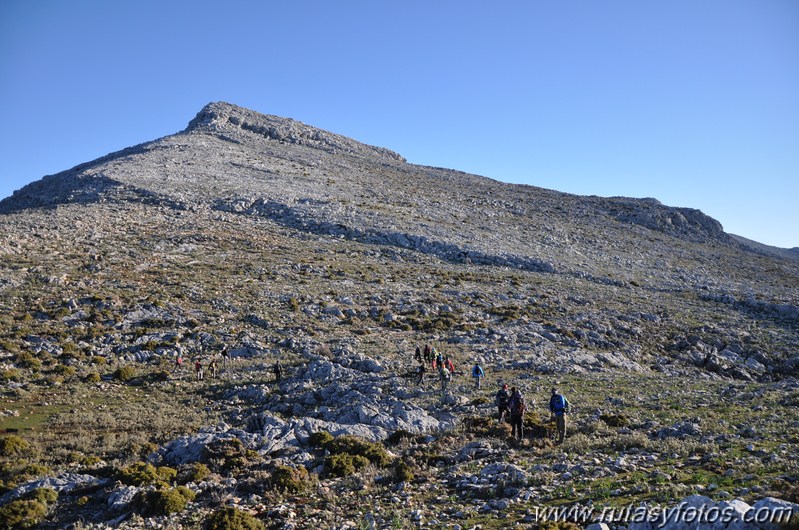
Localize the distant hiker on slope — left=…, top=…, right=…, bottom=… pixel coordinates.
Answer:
left=423, top=344, right=432, bottom=364
left=445, top=355, right=455, bottom=375
left=209, top=357, right=218, bottom=379
left=415, top=345, right=422, bottom=363
left=416, top=361, right=426, bottom=386
left=221, top=345, right=230, bottom=368
left=508, top=387, right=526, bottom=440
left=439, top=364, right=451, bottom=392
left=549, top=388, right=570, bottom=444
left=195, top=359, right=204, bottom=381
left=471, top=362, right=485, bottom=389
left=495, top=383, right=510, bottom=422
left=274, top=361, right=283, bottom=382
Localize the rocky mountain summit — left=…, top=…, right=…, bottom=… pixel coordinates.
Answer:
left=0, top=102, right=797, bottom=529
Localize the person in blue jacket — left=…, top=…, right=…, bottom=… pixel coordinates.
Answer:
left=549, top=388, right=571, bottom=444
left=471, top=362, right=485, bottom=389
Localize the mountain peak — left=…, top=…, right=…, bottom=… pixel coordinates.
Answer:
left=185, top=101, right=405, bottom=163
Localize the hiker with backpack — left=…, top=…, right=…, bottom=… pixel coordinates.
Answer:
left=549, top=388, right=570, bottom=444
left=495, top=383, right=510, bottom=422
left=274, top=361, right=283, bottom=382
left=508, top=387, right=526, bottom=440
left=439, top=363, right=451, bottom=392
left=416, top=361, right=426, bottom=386
left=423, top=344, right=432, bottom=363
left=194, top=358, right=204, bottom=381
left=445, top=355, right=455, bottom=375
left=415, top=345, right=422, bottom=363
left=220, top=345, right=230, bottom=368
left=471, top=362, right=485, bottom=389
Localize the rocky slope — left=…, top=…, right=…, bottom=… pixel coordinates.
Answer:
left=0, top=102, right=797, bottom=529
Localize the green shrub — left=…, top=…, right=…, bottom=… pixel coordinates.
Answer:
left=325, top=453, right=370, bottom=477
left=133, top=486, right=193, bottom=516
left=384, top=430, right=415, bottom=446
left=0, top=369, right=22, bottom=382
left=29, top=487, right=58, bottom=505
left=14, top=352, right=41, bottom=371
left=271, top=465, right=312, bottom=493
left=113, top=365, right=136, bottom=382
left=59, top=342, right=82, bottom=358
left=203, top=437, right=257, bottom=473
left=180, top=462, right=211, bottom=484
left=0, top=435, right=31, bottom=457
left=204, top=506, right=265, bottom=530
left=308, top=431, right=334, bottom=448
left=325, top=435, right=391, bottom=466
left=599, top=413, right=631, bottom=428
left=175, top=485, right=196, bottom=502
left=0, top=499, right=48, bottom=529
left=51, top=364, right=77, bottom=378
left=118, top=462, right=176, bottom=486
left=394, top=460, right=414, bottom=483
left=84, top=372, right=101, bottom=383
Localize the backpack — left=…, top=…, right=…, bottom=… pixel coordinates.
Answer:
left=551, top=394, right=566, bottom=412
left=511, top=393, right=526, bottom=415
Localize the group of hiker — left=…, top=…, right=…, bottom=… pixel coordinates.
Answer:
left=414, top=344, right=486, bottom=390
left=495, top=384, right=571, bottom=444
left=415, top=344, right=571, bottom=444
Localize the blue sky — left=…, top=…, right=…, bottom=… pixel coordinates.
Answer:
left=1, top=1, right=797, bottom=247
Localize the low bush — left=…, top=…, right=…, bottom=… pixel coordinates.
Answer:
left=113, top=365, right=136, bottom=382
left=394, top=460, right=414, bottom=483
left=271, top=465, right=313, bottom=493
left=599, top=413, right=631, bottom=427
left=325, top=453, right=370, bottom=477
left=133, top=486, right=194, bottom=516
left=179, top=462, right=211, bottom=484
left=325, top=435, right=391, bottom=466
left=14, top=352, right=41, bottom=371
left=308, top=431, right=334, bottom=448
left=0, top=369, right=22, bottom=382
left=118, top=461, right=176, bottom=486
left=385, top=429, right=415, bottom=446
left=29, top=487, right=58, bottom=505
left=0, top=435, right=31, bottom=457
left=204, top=506, right=265, bottom=530
left=0, top=499, right=48, bottom=529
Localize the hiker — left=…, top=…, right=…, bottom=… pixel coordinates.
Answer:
left=495, top=383, right=510, bottom=422
left=433, top=350, right=444, bottom=370
left=549, top=388, right=571, bottom=444
left=508, top=387, right=526, bottom=440
left=416, top=361, right=426, bottom=386
left=220, top=345, right=230, bottom=368
left=439, top=364, right=451, bottom=392
left=274, top=361, right=283, bottom=382
left=471, top=362, right=485, bottom=389
left=415, top=345, right=422, bottom=363
left=423, top=344, right=432, bottom=363
left=445, top=356, right=455, bottom=375
left=174, top=352, right=184, bottom=372
left=209, top=357, right=218, bottom=379
left=195, top=359, right=203, bottom=381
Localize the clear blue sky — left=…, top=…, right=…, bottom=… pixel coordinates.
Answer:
left=2, top=1, right=797, bottom=248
